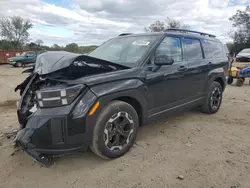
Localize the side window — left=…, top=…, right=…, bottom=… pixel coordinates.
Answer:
left=26, top=52, right=35, bottom=57
left=182, top=38, right=203, bottom=60
left=155, top=37, right=182, bottom=62
left=201, top=39, right=223, bottom=59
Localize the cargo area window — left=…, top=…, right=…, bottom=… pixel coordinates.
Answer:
left=201, top=39, right=224, bottom=59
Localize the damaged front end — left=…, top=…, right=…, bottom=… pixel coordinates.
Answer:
left=13, top=51, right=128, bottom=166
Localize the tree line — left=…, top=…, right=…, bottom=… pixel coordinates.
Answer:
left=0, top=15, right=98, bottom=54
left=1, top=6, right=250, bottom=55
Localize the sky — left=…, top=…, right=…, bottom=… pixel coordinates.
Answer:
left=0, top=0, right=249, bottom=46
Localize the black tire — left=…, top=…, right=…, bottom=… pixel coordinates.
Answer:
left=236, top=78, right=244, bottom=87
left=90, top=100, right=139, bottom=159
left=201, top=81, right=223, bottom=114
left=15, top=62, right=22, bottom=67
left=227, top=77, right=233, bottom=85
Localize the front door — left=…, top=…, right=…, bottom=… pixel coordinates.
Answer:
left=145, top=36, right=190, bottom=117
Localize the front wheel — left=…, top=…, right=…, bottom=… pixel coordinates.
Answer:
left=15, top=62, right=22, bottom=67
left=91, top=100, right=139, bottom=159
left=201, top=81, right=223, bottom=114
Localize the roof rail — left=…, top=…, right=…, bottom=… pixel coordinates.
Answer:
left=118, top=33, right=133, bottom=36
left=166, top=28, right=216, bottom=38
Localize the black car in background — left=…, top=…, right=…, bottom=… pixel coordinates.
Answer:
left=14, top=29, right=229, bottom=166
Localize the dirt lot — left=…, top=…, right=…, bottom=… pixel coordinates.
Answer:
left=0, top=67, right=249, bottom=188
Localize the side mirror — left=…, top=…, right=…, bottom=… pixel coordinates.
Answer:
left=154, top=55, right=174, bottom=65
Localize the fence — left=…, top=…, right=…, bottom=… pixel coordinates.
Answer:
left=0, top=50, right=27, bottom=64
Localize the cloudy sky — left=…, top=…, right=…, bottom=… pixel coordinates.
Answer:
left=1, top=0, right=249, bottom=46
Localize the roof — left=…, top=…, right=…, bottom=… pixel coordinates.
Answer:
left=117, top=29, right=220, bottom=42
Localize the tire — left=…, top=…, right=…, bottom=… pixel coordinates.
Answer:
left=201, top=81, right=223, bottom=114
left=227, top=77, right=233, bottom=85
left=90, top=100, right=139, bottom=159
left=15, top=62, right=22, bottom=67
left=236, top=78, right=244, bottom=87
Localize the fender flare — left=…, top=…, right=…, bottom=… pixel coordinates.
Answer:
left=90, top=79, right=148, bottom=125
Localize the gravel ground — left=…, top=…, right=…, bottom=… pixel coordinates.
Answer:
left=0, top=83, right=249, bottom=188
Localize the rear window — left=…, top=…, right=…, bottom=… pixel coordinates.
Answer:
left=201, top=39, right=224, bottom=59
left=182, top=38, right=203, bottom=61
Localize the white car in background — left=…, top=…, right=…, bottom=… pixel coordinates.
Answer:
left=236, top=48, right=250, bottom=62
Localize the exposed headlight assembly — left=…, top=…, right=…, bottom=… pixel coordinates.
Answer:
left=36, top=85, right=85, bottom=108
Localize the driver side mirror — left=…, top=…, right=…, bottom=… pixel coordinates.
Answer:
left=154, top=54, right=174, bottom=65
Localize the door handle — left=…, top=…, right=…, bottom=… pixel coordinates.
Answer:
left=177, top=66, right=187, bottom=71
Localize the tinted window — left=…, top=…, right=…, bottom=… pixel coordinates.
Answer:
left=26, top=52, right=35, bottom=56
left=182, top=38, right=203, bottom=60
left=201, top=39, right=223, bottom=59
left=155, top=37, right=182, bottom=62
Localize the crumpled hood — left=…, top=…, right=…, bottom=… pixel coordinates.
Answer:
left=35, top=51, right=81, bottom=75
left=35, top=51, right=128, bottom=75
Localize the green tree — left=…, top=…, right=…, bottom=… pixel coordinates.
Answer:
left=65, top=43, right=79, bottom=53
left=0, top=40, right=14, bottom=50
left=145, top=17, right=191, bottom=32
left=51, top=44, right=61, bottom=51
left=26, top=42, right=38, bottom=50
left=226, top=42, right=234, bottom=55
left=35, top=39, right=43, bottom=47
left=0, top=15, right=33, bottom=49
left=229, top=6, right=250, bottom=44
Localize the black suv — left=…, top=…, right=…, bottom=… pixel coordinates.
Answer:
left=14, top=29, right=228, bottom=166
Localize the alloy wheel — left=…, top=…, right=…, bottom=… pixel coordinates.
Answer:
left=210, top=87, right=221, bottom=110
left=103, top=111, right=134, bottom=151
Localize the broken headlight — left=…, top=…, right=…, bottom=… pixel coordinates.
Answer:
left=36, top=85, right=85, bottom=108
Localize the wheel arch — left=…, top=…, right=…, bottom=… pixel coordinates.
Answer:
left=207, top=67, right=227, bottom=92
left=214, top=77, right=225, bottom=91
left=112, top=96, right=143, bottom=127
left=90, top=79, right=148, bottom=126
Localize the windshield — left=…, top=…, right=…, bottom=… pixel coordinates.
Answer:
left=20, top=52, right=27, bottom=56
left=88, top=35, right=159, bottom=67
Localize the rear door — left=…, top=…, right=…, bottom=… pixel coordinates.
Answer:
left=182, top=37, right=207, bottom=99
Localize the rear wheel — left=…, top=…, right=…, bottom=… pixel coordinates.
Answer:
left=227, top=77, right=233, bottom=85
left=201, top=81, right=223, bottom=114
left=236, top=78, right=245, bottom=87
left=91, top=100, right=139, bottom=159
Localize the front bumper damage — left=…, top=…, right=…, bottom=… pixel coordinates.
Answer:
left=13, top=51, right=127, bottom=167
left=14, top=128, right=54, bottom=167
left=14, top=88, right=99, bottom=167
